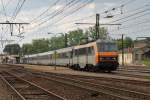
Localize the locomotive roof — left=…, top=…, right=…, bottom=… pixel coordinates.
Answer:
left=96, top=39, right=114, bottom=43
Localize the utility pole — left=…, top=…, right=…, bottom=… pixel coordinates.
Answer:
left=96, top=14, right=100, bottom=39
left=122, top=34, right=124, bottom=66
left=75, top=13, right=121, bottom=40
left=64, top=33, right=68, bottom=47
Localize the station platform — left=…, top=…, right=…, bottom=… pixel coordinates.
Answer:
left=8, top=64, right=150, bottom=82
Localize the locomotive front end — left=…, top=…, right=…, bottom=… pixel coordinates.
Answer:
left=95, top=41, right=119, bottom=72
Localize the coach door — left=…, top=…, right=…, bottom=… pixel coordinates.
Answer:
left=78, top=47, right=87, bottom=68
left=87, top=46, right=95, bottom=65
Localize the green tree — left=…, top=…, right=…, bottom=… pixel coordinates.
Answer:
left=49, top=36, right=66, bottom=50
left=87, top=27, right=107, bottom=40
left=67, top=28, right=85, bottom=45
left=22, top=43, right=33, bottom=55
left=116, top=37, right=133, bottom=50
left=3, top=44, right=21, bottom=55
left=124, top=37, right=133, bottom=48
left=146, top=38, right=150, bottom=45
left=22, top=38, right=51, bottom=55
left=32, top=38, right=50, bottom=53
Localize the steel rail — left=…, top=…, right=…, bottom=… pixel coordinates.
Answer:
left=114, top=72, right=150, bottom=80
left=0, top=75, right=26, bottom=100
left=5, top=69, right=129, bottom=100
left=35, top=74, right=130, bottom=100
left=1, top=71, right=66, bottom=100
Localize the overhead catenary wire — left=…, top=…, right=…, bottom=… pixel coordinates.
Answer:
left=118, top=10, right=150, bottom=24
left=12, top=0, right=26, bottom=21
left=99, top=0, right=137, bottom=15
left=46, top=0, right=138, bottom=32
left=57, top=3, right=150, bottom=28
left=102, top=4, right=150, bottom=19
left=49, top=14, right=95, bottom=27
left=30, top=0, right=61, bottom=23
left=108, top=7, right=150, bottom=24
left=30, top=0, right=77, bottom=25
left=39, top=0, right=142, bottom=31
left=28, top=0, right=94, bottom=33
left=109, top=18, right=150, bottom=32
left=46, top=0, right=141, bottom=32
left=28, top=0, right=82, bottom=30
left=17, top=0, right=150, bottom=43
left=41, top=0, right=94, bottom=29
left=1, top=0, right=8, bottom=21
left=11, top=0, right=22, bottom=21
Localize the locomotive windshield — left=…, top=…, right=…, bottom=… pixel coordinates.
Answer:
left=97, top=42, right=118, bottom=52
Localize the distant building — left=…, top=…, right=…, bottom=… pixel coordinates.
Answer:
left=133, top=40, right=150, bottom=64
left=133, top=45, right=150, bottom=63
left=0, top=54, right=20, bottom=64
left=118, top=39, right=150, bottom=66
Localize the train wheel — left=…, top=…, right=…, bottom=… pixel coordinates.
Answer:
left=84, top=65, right=90, bottom=71
left=74, top=64, right=80, bottom=70
left=107, top=70, right=112, bottom=73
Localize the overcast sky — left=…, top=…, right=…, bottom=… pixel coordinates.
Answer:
left=0, top=0, right=150, bottom=52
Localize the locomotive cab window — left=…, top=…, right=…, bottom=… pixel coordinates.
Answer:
left=97, top=42, right=118, bottom=52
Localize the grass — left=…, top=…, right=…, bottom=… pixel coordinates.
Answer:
left=142, top=58, right=150, bottom=67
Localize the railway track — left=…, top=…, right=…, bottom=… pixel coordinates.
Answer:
left=37, top=71, right=150, bottom=87
left=34, top=72, right=150, bottom=100
left=0, top=65, right=150, bottom=100
left=113, top=71, right=150, bottom=79
left=10, top=68, right=150, bottom=100
left=0, top=71, right=65, bottom=100
left=118, top=67, right=150, bottom=74
left=11, top=70, right=131, bottom=100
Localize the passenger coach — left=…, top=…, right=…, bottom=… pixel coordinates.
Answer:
left=21, top=39, right=119, bottom=72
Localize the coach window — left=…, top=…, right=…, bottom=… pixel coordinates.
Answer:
left=78, top=48, right=86, bottom=55
left=74, top=49, right=78, bottom=56
left=62, top=53, right=66, bottom=58
left=66, top=52, right=70, bottom=58
left=71, top=51, right=73, bottom=58
left=65, top=53, right=67, bottom=58
left=63, top=52, right=67, bottom=58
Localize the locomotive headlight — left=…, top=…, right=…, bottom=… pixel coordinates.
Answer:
left=99, top=57, right=104, bottom=60
left=112, top=57, right=116, bottom=60
left=99, top=57, right=102, bottom=60
left=100, top=57, right=105, bottom=60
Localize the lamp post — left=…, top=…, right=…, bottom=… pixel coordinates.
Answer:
left=48, top=32, right=68, bottom=70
